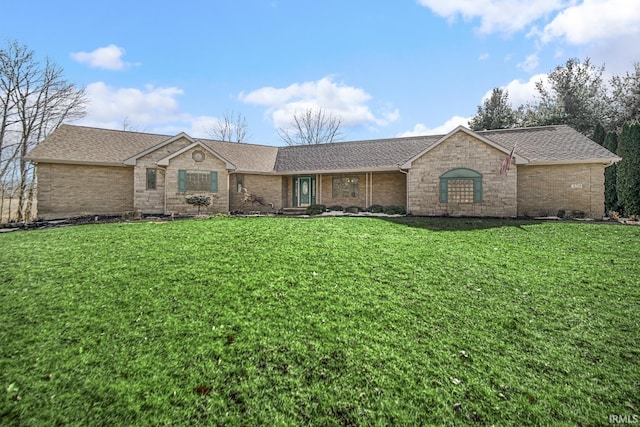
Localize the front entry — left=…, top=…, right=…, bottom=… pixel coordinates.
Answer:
left=293, top=175, right=316, bottom=207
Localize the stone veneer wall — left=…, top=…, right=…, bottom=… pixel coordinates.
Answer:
left=229, top=174, right=284, bottom=213
left=517, top=163, right=606, bottom=218
left=35, top=163, right=133, bottom=219
left=163, top=147, right=229, bottom=214
left=407, top=132, right=517, bottom=217
left=133, top=137, right=192, bottom=214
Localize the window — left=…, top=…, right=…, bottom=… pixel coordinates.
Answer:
left=439, top=168, right=482, bottom=203
left=236, top=174, right=244, bottom=193
left=146, top=168, right=157, bottom=190
left=192, top=150, right=205, bottom=162
left=332, top=176, right=359, bottom=198
left=447, top=179, right=474, bottom=203
left=178, top=170, right=218, bottom=193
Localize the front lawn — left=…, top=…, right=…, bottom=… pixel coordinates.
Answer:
left=1, top=217, right=638, bottom=425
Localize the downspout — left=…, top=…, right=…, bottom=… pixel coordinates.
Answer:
left=365, top=173, right=369, bottom=208
left=160, top=166, right=167, bottom=216
left=399, top=168, right=409, bottom=214
left=368, top=172, right=373, bottom=207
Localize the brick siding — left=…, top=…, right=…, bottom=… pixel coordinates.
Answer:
left=517, top=163, right=605, bottom=218
left=35, top=163, right=133, bottom=219
left=229, top=174, right=284, bottom=213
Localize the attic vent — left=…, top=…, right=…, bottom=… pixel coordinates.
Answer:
left=192, top=150, right=205, bottom=162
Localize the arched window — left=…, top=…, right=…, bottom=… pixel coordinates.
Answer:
left=439, top=168, right=482, bottom=203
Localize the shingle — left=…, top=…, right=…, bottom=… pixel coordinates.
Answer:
left=199, top=140, right=278, bottom=173
left=25, top=125, right=168, bottom=164
left=26, top=124, right=619, bottom=173
left=274, top=136, right=441, bottom=172
left=25, top=125, right=280, bottom=171
left=478, top=125, right=619, bottom=163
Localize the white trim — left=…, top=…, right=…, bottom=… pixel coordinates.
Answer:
left=25, top=159, right=129, bottom=167
left=521, top=158, right=622, bottom=166
left=123, top=132, right=196, bottom=165
left=277, top=166, right=401, bottom=175
left=400, top=125, right=529, bottom=169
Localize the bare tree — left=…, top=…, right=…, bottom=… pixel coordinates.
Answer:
left=121, top=117, right=139, bottom=132
left=0, top=40, right=86, bottom=222
left=207, top=110, right=250, bottom=143
left=278, top=107, right=343, bottom=145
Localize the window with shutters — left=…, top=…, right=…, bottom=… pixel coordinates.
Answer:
left=178, top=170, right=218, bottom=193
left=439, top=168, right=482, bottom=203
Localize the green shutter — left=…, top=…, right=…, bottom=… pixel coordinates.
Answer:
left=473, top=178, right=483, bottom=203
left=178, top=169, right=186, bottom=193
left=210, top=171, right=218, bottom=193
left=439, top=179, right=448, bottom=203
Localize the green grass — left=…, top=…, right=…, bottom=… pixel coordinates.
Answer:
left=1, top=217, right=639, bottom=426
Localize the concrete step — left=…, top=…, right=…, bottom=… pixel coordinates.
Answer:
left=282, top=207, right=307, bottom=215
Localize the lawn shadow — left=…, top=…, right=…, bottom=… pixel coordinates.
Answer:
left=378, top=216, right=543, bottom=232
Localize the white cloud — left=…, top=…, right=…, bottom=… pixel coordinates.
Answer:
left=70, top=45, right=138, bottom=70
left=518, top=54, right=540, bottom=73
left=541, top=0, right=640, bottom=44
left=501, top=74, right=547, bottom=106
left=478, top=53, right=490, bottom=61
left=478, top=74, right=547, bottom=107
left=187, top=116, right=222, bottom=138
left=239, top=76, right=398, bottom=129
left=77, top=81, right=224, bottom=138
left=77, top=81, right=184, bottom=130
left=398, top=116, right=471, bottom=137
left=417, top=0, right=573, bottom=34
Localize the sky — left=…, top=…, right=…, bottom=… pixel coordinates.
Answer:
left=3, top=0, right=640, bottom=146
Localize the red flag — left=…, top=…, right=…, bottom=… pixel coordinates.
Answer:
left=499, top=144, right=516, bottom=176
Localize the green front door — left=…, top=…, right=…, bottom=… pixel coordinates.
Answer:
left=298, top=176, right=312, bottom=206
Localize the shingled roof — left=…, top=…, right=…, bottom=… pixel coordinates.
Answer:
left=25, top=124, right=280, bottom=172
left=26, top=124, right=619, bottom=172
left=478, top=125, right=619, bottom=163
left=274, top=135, right=440, bottom=172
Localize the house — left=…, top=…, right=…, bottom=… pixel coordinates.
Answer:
left=25, top=124, right=620, bottom=220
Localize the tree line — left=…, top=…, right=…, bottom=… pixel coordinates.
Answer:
left=469, top=58, right=640, bottom=216
left=1, top=40, right=86, bottom=222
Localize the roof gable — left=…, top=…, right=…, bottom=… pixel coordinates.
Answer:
left=400, top=126, right=528, bottom=169
left=156, top=141, right=235, bottom=169
left=123, top=132, right=196, bottom=165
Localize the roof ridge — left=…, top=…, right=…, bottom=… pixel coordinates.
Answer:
left=196, top=137, right=281, bottom=149
left=478, top=124, right=570, bottom=134
left=279, top=134, right=441, bottom=150
left=60, top=123, right=174, bottom=138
